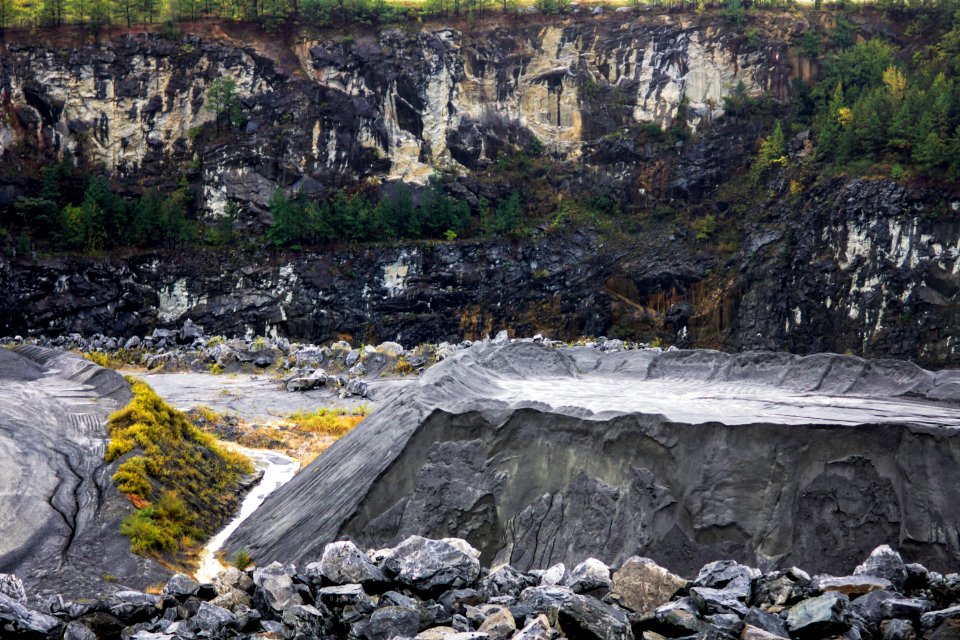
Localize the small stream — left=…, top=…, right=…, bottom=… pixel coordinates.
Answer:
left=195, top=447, right=299, bottom=583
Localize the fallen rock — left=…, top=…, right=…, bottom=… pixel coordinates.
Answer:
left=609, top=557, right=686, bottom=615
left=282, top=604, right=328, bottom=639
left=556, top=593, right=632, bottom=640
left=881, top=597, right=932, bottom=621
left=690, top=586, right=749, bottom=616
left=563, top=558, right=611, bottom=594
left=743, top=608, right=789, bottom=637
left=189, top=601, right=235, bottom=635
left=383, top=537, right=481, bottom=592
left=0, top=575, right=25, bottom=604
left=540, top=564, right=566, bottom=586
left=848, top=589, right=896, bottom=627
left=881, top=618, right=916, bottom=640
left=0, top=592, right=61, bottom=636
left=815, top=575, right=893, bottom=596
left=479, top=565, right=535, bottom=599
left=253, top=562, right=303, bottom=616
left=741, top=624, right=789, bottom=640
left=855, top=545, right=908, bottom=590
left=314, top=540, right=387, bottom=585
left=477, top=606, right=515, bottom=640
left=513, top=614, right=553, bottom=640
left=653, top=598, right=709, bottom=636
left=787, top=593, right=849, bottom=637
left=363, top=605, right=421, bottom=640
left=162, top=574, right=200, bottom=600
left=62, top=620, right=97, bottom=640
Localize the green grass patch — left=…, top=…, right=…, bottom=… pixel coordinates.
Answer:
left=231, top=549, right=253, bottom=570
left=83, top=349, right=141, bottom=370
left=286, top=406, right=367, bottom=437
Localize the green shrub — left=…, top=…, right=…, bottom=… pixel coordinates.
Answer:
left=750, top=121, right=788, bottom=183
left=121, top=510, right=177, bottom=555
left=692, top=214, right=717, bottom=241
left=231, top=549, right=253, bottom=570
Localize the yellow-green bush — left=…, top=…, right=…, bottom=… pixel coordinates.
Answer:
left=231, top=549, right=253, bottom=570
left=286, top=406, right=366, bottom=437
left=106, top=379, right=252, bottom=558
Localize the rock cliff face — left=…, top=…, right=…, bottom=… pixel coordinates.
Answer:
left=226, top=341, right=960, bottom=576
left=4, top=16, right=960, bottom=367
left=0, top=14, right=790, bottom=214
left=5, top=177, right=960, bottom=366
left=727, top=179, right=960, bottom=366
left=0, top=230, right=612, bottom=347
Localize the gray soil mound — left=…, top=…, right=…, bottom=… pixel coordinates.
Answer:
left=227, top=342, right=960, bottom=576
left=0, top=346, right=167, bottom=599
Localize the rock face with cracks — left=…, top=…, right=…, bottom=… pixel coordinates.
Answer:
left=228, top=340, right=960, bottom=576
left=0, top=346, right=168, bottom=599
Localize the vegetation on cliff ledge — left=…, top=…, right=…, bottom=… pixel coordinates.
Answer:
left=106, top=379, right=252, bottom=559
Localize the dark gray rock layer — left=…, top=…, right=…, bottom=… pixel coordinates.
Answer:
left=228, top=342, right=960, bottom=577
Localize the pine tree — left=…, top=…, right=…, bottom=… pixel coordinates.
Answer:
left=88, top=0, right=111, bottom=31
left=0, top=0, right=16, bottom=37
left=206, top=78, right=242, bottom=133
left=853, top=91, right=887, bottom=156
left=67, top=0, right=87, bottom=23
left=815, top=82, right=845, bottom=161
left=491, top=191, right=522, bottom=235
left=750, top=120, right=788, bottom=182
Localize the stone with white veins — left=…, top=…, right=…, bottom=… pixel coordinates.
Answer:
left=383, top=537, right=481, bottom=592
left=253, top=562, right=303, bottom=615
left=563, top=558, right=611, bottom=594
left=313, top=540, right=386, bottom=585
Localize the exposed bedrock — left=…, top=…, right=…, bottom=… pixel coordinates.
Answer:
left=0, top=14, right=790, bottom=209
left=6, top=178, right=960, bottom=367
left=0, top=346, right=168, bottom=599
left=227, top=341, right=960, bottom=578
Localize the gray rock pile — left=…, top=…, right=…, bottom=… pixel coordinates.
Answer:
left=4, top=541, right=960, bottom=640
left=0, top=328, right=665, bottom=398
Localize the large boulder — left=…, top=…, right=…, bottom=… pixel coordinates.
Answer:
left=383, top=537, right=481, bottom=592
left=313, top=540, right=386, bottom=585
left=362, top=605, right=421, bottom=640
left=855, top=546, right=908, bottom=591
left=609, top=557, right=686, bottom=615
left=563, top=558, right=611, bottom=594
left=0, top=592, right=61, bottom=637
left=254, top=562, right=303, bottom=616
left=787, top=593, right=850, bottom=638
